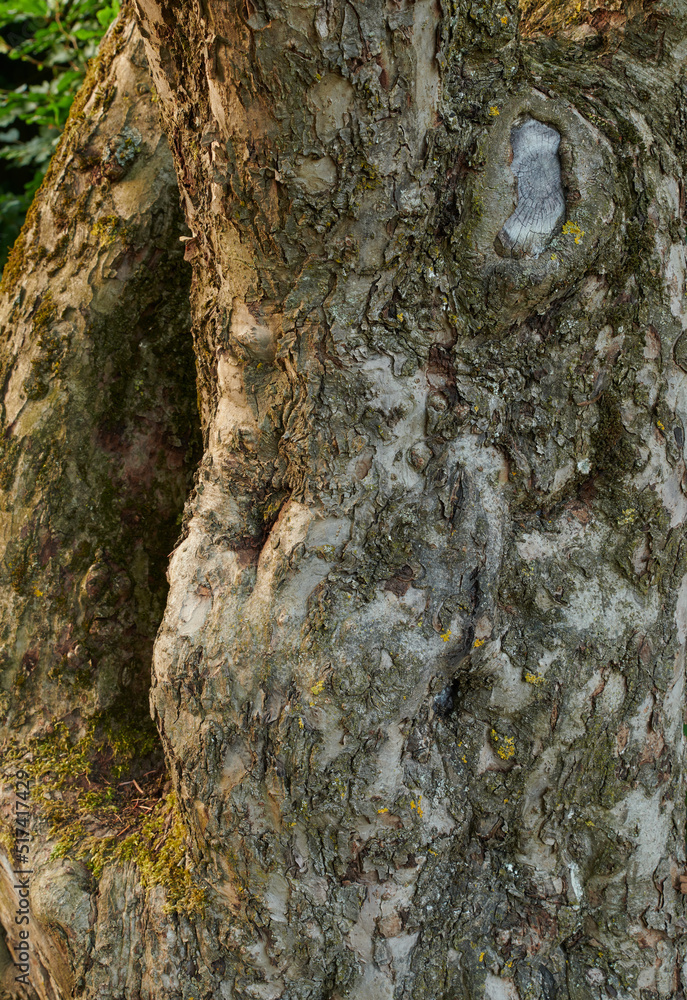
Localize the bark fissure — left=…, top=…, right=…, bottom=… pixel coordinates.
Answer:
left=127, top=0, right=687, bottom=997
left=0, top=0, right=686, bottom=997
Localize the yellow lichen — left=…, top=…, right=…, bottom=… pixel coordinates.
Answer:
left=562, top=220, right=585, bottom=244
left=491, top=729, right=516, bottom=760
left=91, top=215, right=122, bottom=244
left=617, top=507, right=636, bottom=526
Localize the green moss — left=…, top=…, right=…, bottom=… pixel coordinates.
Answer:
left=6, top=546, right=28, bottom=595
left=614, top=113, right=643, bottom=148
left=568, top=721, right=630, bottom=810
left=99, top=795, right=206, bottom=914
left=587, top=113, right=623, bottom=144
left=591, top=391, right=633, bottom=476
left=53, top=793, right=206, bottom=916
left=2, top=697, right=204, bottom=915
left=621, top=218, right=661, bottom=292
left=21, top=291, right=67, bottom=400
left=0, top=204, right=201, bottom=696
left=0, top=207, right=39, bottom=297
left=91, top=214, right=123, bottom=244
left=0, top=436, right=19, bottom=495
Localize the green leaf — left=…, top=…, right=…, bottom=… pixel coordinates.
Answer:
left=97, top=1, right=121, bottom=27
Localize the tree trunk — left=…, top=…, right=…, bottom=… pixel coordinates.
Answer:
left=0, top=10, right=201, bottom=732
left=4, top=0, right=687, bottom=998
left=0, top=8, right=201, bottom=998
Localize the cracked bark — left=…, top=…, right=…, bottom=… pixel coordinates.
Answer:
left=3, top=0, right=687, bottom=999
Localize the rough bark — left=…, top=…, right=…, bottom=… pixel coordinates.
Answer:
left=4, top=0, right=687, bottom=998
left=0, top=8, right=201, bottom=998
left=132, top=0, right=687, bottom=997
left=0, top=11, right=199, bottom=732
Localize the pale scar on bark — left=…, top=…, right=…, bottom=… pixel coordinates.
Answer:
left=497, top=117, right=566, bottom=259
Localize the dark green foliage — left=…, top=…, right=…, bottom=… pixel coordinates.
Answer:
left=0, top=1, right=120, bottom=269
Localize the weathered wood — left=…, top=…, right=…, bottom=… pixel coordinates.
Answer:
left=2, top=1, right=687, bottom=997
left=129, top=0, right=687, bottom=997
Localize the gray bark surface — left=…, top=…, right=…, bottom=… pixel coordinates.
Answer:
left=3, top=1, right=687, bottom=999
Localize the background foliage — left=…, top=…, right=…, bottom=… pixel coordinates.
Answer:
left=0, top=0, right=120, bottom=271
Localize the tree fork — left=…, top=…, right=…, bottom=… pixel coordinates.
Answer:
left=2, top=0, right=687, bottom=998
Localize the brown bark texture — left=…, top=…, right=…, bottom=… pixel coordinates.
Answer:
left=0, top=9, right=201, bottom=999
left=3, top=0, right=687, bottom=999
